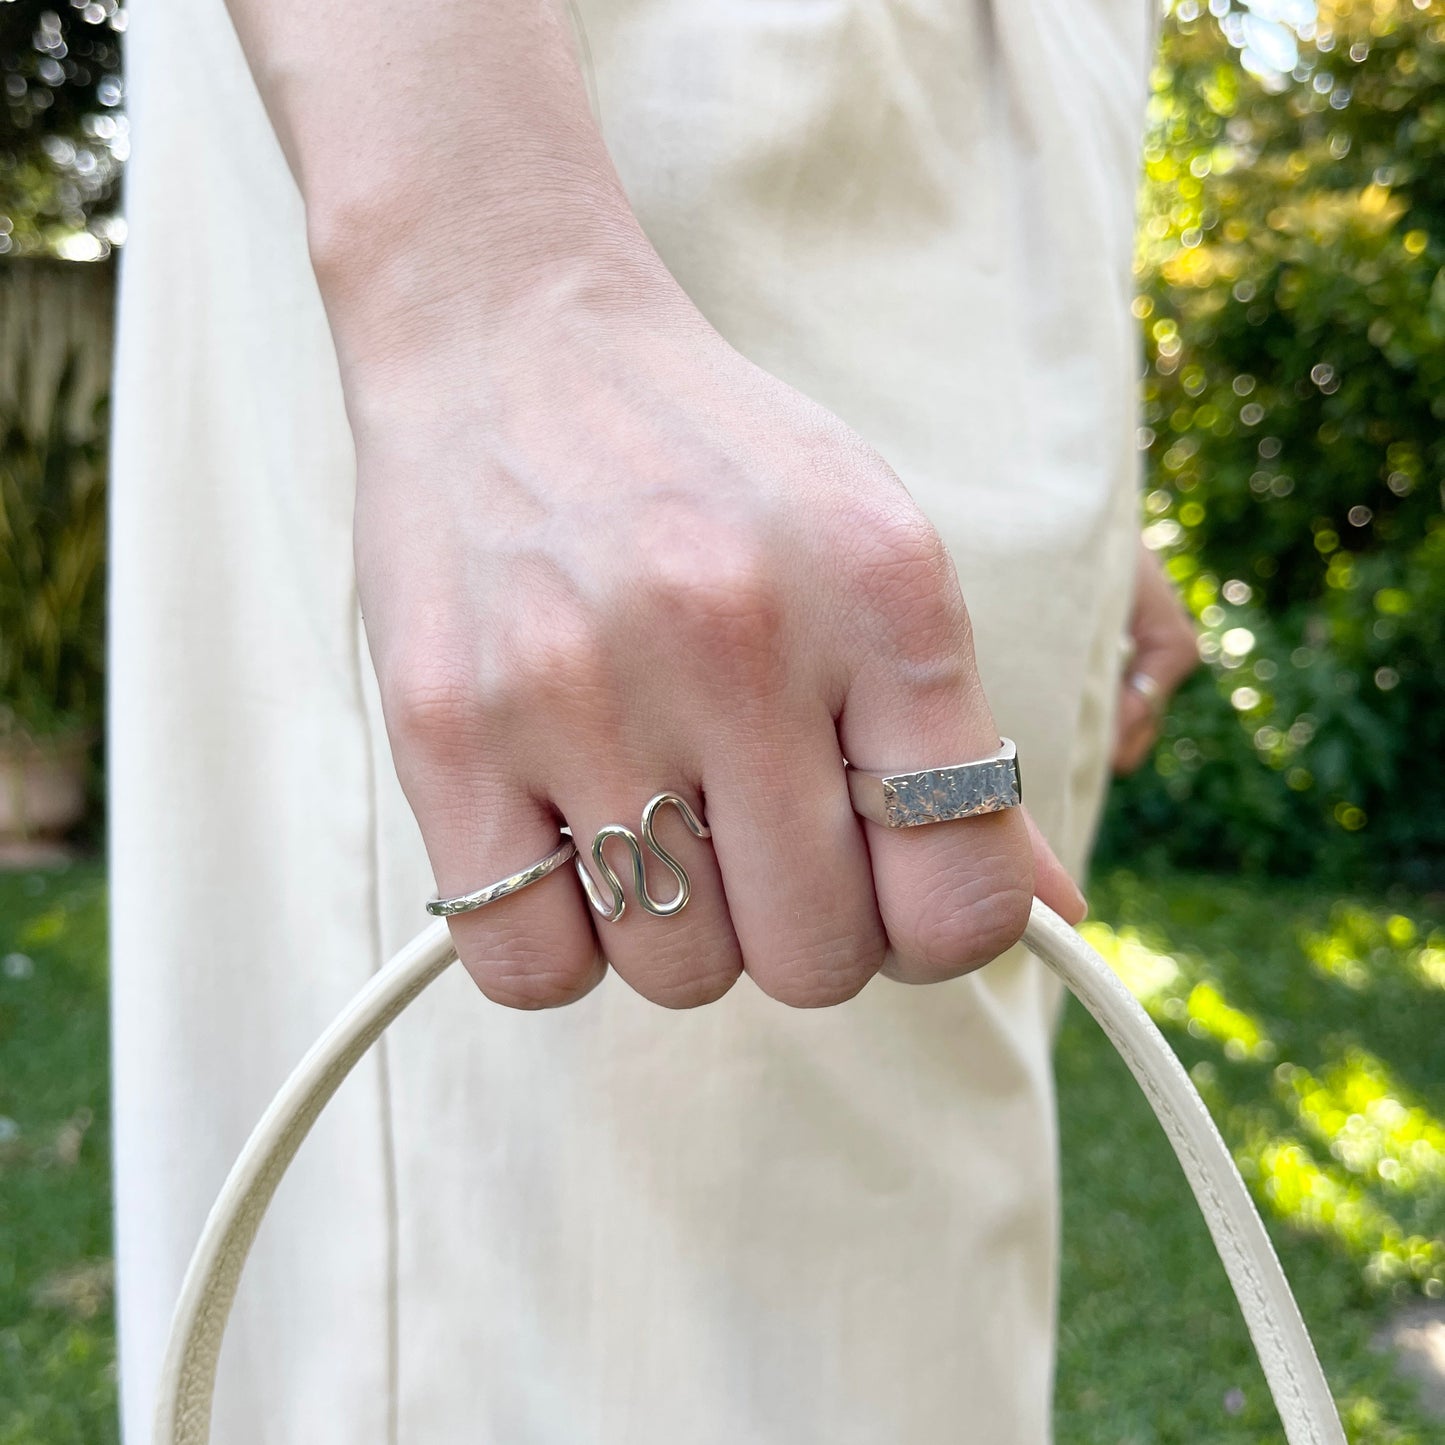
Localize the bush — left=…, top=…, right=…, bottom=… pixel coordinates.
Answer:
left=1097, top=0, right=1445, bottom=889
left=0, top=358, right=107, bottom=741
left=0, top=0, right=125, bottom=258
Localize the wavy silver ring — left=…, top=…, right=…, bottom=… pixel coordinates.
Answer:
left=576, top=792, right=711, bottom=923
left=425, top=837, right=577, bottom=917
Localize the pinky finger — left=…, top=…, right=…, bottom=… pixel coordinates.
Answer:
left=1021, top=808, right=1087, bottom=924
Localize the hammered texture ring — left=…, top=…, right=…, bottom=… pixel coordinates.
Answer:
left=425, top=837, right=577, bottom=917
left=846, top=738, right=1022, bottom=829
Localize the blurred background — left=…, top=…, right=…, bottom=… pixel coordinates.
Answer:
left=0, top=1, right=1440, bottom=1440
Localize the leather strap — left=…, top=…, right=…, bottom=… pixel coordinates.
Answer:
left=153, top=902, right=1346, bottom=1444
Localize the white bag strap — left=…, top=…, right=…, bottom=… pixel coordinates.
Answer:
left=153, top=901, right=1346, bottom=1444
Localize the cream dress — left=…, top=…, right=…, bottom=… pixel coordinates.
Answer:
left=110, top=1, right=1155, bottom=1440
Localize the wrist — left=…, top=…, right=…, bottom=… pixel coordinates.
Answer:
left=308, top=176, right=688, bottom=384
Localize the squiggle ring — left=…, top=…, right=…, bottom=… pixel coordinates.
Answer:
left=575, top=792, right=711, bottom=923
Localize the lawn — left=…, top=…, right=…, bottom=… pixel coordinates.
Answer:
left=1, top=862, right=1441, bottom=1441
left=1056, top=872, right=1443, bottom=1444
left=0, top=863, right=114, bottom=1445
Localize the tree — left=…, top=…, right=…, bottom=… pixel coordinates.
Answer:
left=1100, top=0, right=1445, bottom=886
left=0, top=0, right=125, bottom=257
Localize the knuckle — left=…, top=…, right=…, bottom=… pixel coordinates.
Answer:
left=748, top=927, right=883, bottom=1009
left=1173, top=622, right=1203, bottom=667
left=459, top=933, right=602, bottom=1010
left=634, top=962, right=742, bottom=1010
left=647, top=548, right=786, bottom=684
left=762, top=967, right=871, bottom=1010
left=385, top=653, right=481, bottom=763
left=477, top=589, right=613, bottom=712
left=497, top=620, right=613, bottom=712
left=904, top=858, right=1033, bottom=978
left=849, top=511, right=971, bottom=665
left=617, top=918, right=745, bottom=1010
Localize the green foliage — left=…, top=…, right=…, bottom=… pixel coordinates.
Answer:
left=0, top=1, right=125, bottom=256
left=1098, top=0, right=1445, bottom=887
left=0, top=359, right=107, bottom=740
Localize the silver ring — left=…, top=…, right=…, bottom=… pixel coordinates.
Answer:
left=425, top=837, right=577, bottom=917
left=846, top=738, right=1022, bottom=829
left=576, top=792, right=711, bottom=923
left=1126, top=670, right=1166, bottom=721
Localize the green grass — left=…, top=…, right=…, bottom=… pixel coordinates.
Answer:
left=1057, top=872, right=1444, bottom=1444
left=0, top=861, right=114, bottom=1444
left=1, top=863, right=1441, bottom=1441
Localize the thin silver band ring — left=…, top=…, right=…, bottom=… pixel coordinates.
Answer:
left=425, top=837, right=577, bottom=917
left=1126, top=670, right=1166, bottom=721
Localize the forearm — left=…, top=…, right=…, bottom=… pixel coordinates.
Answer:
left=222, top=0, right=672, bottom=367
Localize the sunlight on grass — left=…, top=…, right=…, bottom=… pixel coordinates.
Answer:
left=1343, top=1392, right=1408, bottom=1440
left=1415, top=947, right=1445, bottom=992
left=1060, top=872, right=1445, bottom=1443
left=16, top=905, right=76, bottom=952
left=1283, top=1050, right=1445, bottom=1195
left=1079, top=919, right=1276, bottom=1060
left=1186, top=980, right=1276, bottom=1063
left=1247, top=1133, right=1444, bottom=1293
left=1301, top=904, right=1445, bottom=996
left=1078, top=920, right=1181, bottom=1006
left=1251, top=1050, right=1445, bottom=1294
left=1083, top=886, right=1445, bottom=1301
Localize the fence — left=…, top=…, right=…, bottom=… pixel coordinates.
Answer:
left=0, top=257, right=115, bottom=433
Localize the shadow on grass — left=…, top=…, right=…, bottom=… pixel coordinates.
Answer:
left=1057, top=868, right=1444, bottom=1444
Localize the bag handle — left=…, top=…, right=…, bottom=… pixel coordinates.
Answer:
left=153, top=902, right=1346, bottom=1444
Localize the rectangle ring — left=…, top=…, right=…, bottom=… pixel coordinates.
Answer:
left=846, top=739, right=1021, bottom=829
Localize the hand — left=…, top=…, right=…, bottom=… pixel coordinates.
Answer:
left=1112, top=541, right=1200, bottom=775
left=350, top=274, right=1087, bottom=1010
left=223, top=0, right=1084, bottom=1006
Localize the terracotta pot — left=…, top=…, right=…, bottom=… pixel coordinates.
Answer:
left=0, top=729, right=92, bottom=855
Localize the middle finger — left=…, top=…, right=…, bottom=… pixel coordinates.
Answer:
left=561, top=773, right=743, bottom=1009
